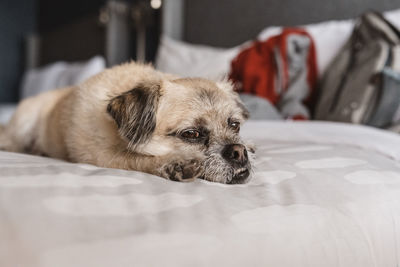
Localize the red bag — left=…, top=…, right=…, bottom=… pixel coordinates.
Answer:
left=230, top=28, right=318, bottom=119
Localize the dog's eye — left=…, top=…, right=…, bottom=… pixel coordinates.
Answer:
left=229, top=121, right=240, bottom=132
left=181, top=130, right=201, bottom=139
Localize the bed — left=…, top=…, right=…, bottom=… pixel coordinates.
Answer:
left=1, top=121, right=400, bottom=266
left=2, top=1, right=400, bottom=267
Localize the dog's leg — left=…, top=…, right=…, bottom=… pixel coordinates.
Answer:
left=0, top=98, right=40, bottom=154
left=95, top=152, right=204, bottom=182
left=157, top=157, right=204, bottom=182
left=0, top=124, right=25, bottom=153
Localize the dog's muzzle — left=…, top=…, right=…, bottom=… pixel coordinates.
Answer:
left=221, top=144, right=250, bottom=184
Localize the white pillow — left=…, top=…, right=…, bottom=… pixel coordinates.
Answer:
left=0, top=104, right=17, bottom=125
left=20, top=56, right=106, bottom=99
left=258, top=8, right=400, bottom=76
left=155, top=35, right=245, bottom=80
left=386, top=8, right=400, bottom=29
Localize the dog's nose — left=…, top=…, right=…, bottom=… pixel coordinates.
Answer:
left=222, top=144, right=248, bottom=165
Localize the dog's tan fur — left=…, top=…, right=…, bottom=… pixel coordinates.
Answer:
left=0, top=62, right=252, bottom=184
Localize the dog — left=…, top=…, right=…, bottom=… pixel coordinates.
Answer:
left=0, top=62, right=253, bottom=184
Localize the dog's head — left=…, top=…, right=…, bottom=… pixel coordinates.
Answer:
left=107, top=77, right=253, bottom=184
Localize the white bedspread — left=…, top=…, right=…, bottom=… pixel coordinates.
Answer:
left=1, top=121, right=400, bottom=267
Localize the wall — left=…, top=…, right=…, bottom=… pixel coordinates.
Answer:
left=184, top=0, right=400, bottom=47
left=0, top=0, right=36, bottom=103
left=37, top=0, right=106, bottom=33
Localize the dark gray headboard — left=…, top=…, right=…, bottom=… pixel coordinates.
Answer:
left=183, top=0, right=400, bottom=47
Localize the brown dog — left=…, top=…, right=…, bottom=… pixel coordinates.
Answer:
left=0, top=62, right=253, bottom=184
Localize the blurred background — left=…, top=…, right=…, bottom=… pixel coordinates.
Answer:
left=1, top=0, right=400, bottom=105
left=0, top=0, right=162, bottom=103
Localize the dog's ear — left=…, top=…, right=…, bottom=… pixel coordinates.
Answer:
left=107, top=82, right=161, bottom=148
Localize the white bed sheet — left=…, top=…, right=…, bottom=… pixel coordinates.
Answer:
left=1, top=121, right=400, bottom=267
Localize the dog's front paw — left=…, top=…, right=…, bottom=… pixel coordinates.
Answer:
left=160, top=158, right=204, bottom=182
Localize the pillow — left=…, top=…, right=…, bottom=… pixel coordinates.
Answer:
left=20, top=56, right=106, bottom=99
left=0, top=104, right=17, bottom=125
left=386, top=8, right=400, bottom=29
left=155, top=35, right=245, bottom=80
left=257, top=8, right=400, bottom=76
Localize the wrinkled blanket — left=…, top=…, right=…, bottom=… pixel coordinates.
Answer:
left=1, top=121, right=400, bottom=267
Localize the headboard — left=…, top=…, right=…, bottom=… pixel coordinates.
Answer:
left=181, top=0, right=400, bottom=47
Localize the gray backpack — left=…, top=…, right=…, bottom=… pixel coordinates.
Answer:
left=314, top=11, right=400, bottom=128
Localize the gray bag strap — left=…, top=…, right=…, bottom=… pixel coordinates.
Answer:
left=363, top=11, right=400, bottom=44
